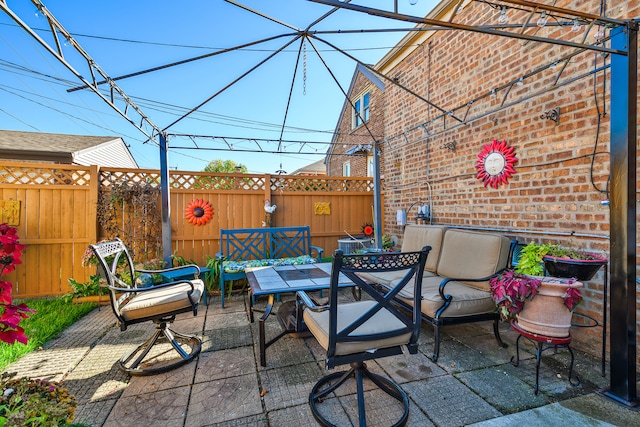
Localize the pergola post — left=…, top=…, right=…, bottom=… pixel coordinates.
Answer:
left=373, top=142, right=383, bottom=249
left=159, top=133, right=173, bottom=266
left=605, top=22, right=638, bottom=407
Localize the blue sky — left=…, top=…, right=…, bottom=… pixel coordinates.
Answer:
left=0, top=0, right=438, bottom=173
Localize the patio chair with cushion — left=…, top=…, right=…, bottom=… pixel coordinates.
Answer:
left=297, top=247, right=430, bottom=427
left=89, top=238, right=204, bottom=375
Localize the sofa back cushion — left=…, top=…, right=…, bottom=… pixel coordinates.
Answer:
left=435, top=229, right=511, bottom=291
left=401, top=224, right=445, bottom=273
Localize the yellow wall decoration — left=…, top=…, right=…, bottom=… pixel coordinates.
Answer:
left=314, top=202, right=330, bottom=215
left=0, top=200, right=20, bottom=225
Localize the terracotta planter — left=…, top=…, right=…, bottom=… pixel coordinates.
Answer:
left=516, top=276, right=583, bottom=337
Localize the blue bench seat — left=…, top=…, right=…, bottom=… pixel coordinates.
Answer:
left=216, top=226, right=323, bottom=307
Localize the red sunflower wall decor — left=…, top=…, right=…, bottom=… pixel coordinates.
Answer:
left=362, top=223, right=374, bottom=237
left=475, top=139, right=518, bottom=189
left=185, top=199, right=213, bottom=226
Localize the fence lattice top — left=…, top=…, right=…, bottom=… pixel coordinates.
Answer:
left=0, top=164, right=92, bottom=186
left=0, top=162, right=374, bottom=192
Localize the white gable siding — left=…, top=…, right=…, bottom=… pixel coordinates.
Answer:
left=73, top=138, right=138, bottom=168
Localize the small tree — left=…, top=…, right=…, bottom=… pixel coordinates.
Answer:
left=204, top=159, right=247, bottom=173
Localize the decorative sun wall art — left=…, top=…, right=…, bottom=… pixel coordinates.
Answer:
left=184, top=199, right=214, bottom=226
left=475, top=139, right=518, bottom=188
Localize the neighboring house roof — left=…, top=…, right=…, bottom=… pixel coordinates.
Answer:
left=290, top=159, right=326, bottom=175
left=0, top=130, right=138, bottom=168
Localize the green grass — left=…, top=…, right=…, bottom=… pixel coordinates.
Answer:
left=0, top=297, right=96, bottom=371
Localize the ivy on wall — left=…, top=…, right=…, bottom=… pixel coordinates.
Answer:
left=97, top=180, right=162, bottom=262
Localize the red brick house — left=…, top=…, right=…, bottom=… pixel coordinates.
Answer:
left=325, top=64, right=385, bottom=177
left=327, top=0, right=640, bottom=369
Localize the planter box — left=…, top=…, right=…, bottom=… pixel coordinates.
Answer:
left=73, top=295, right=109, bottom=306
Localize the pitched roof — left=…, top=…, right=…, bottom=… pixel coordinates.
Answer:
left=0, top=130, right=138, bottom=167
left=290, top=159, right=326, bottom=175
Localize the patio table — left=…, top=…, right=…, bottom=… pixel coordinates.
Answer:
left=245, top=263, right=355, bottom=366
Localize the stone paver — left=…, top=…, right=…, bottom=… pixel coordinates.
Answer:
left=2, top=289, right=634, bottom=427
left=405, top=375, right=503, bottom=426
left=104, top=385, right=191, bottom=427
left=260, top=361, right=324, bottom=411
left=185, top=373, right=262, bottom=426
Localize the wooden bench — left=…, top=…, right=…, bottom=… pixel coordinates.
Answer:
left=359, top=225, right=515, bottom=361
left=216, top=226, right=324, bottom=307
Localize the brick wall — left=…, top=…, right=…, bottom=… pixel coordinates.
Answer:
left=376, top=1, right=639, bottom=363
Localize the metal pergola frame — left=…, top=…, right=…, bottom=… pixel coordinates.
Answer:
left=309, top=0, right=637, bottom=407
left=1, top=0, right=636, bottom=406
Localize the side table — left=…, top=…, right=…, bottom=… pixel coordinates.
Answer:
left=510, top=320, right=580, bottom=395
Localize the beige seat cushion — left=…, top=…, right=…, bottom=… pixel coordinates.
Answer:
left=303, top=300, right=412, bottom=356
left=435, top=229, right=511, bottom=291
left=400, top=224, right=446, bottom=273
left=357, top=269, right=436, bottom=287
left=395, top=275, right=496, bottom=318
left=357, top=224, right=444, bottom=286
left=120, top=280, right=204, bottom=322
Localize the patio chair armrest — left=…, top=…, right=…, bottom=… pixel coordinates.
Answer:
left=438, top=271, right=502, bottom=294
left=435, top=271, right=503, bottom=318
left=297, top=290, right=329, bottom=313
left=137, top=264, right=201, bottom=277
left=109, top=278, right=199, bottom=293
left=310, top=246, right=324, bottom=262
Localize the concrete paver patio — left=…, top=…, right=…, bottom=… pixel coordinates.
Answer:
left=3, top=291, right=638, bottom=426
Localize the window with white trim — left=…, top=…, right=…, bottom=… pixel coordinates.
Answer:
left=342, top=161, right=351, bottom=177
left=367, top=154, right=374, bottom=177
left=352, top=91, right=370, bottom=129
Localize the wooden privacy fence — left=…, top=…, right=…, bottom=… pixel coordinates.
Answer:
left=0, top=161, right=375, bottom=298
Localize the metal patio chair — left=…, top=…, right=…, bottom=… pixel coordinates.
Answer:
left=297, top=246, right=430, bottom=427
left=89, top=238, right=204, bottom=375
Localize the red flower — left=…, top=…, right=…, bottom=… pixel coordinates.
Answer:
left=362, top=224, right=374, bottom=237
left=0, top=223, right=32, bottom=345
left=0, top=280, right=12, bottom=304
left=185, top=199, right=214, bottom=226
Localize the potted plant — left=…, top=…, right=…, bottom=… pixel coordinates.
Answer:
left=490, top=269, right=585, bottom=337
left=490, top=270, right=542, bottom=322
left=515, top=276, right=584, bottom=337
left=515, top=242, right=607, bottom=280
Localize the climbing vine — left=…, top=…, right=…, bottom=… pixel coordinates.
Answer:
left=97, top=179, right=162, bottom=261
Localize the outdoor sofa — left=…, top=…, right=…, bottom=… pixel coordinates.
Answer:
left=358, top=224, right=514, bottom=361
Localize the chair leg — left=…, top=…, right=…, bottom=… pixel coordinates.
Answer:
left=431, top=324, right=441, bottom=362
left=493, top=318, right=508, bottom=349
left=510, top=334, right=523, bottom=367
left=309, top=362, right=410, bottom=427
left=119, top=321, right=201, bottom=376
left=220, top=276, right=225, bottom=308
left=567, top=345, right=581, bottom=387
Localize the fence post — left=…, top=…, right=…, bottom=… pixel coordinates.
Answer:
left=264, top=174, right=272, bottom=227
left=89, top=165, right=99, bottom=244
